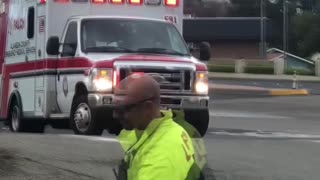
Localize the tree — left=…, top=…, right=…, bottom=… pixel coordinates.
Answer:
left=293, top=12, right=320, bottom=58
left=229, top=0, right=259, bottom=17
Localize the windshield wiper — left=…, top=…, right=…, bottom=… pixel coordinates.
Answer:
left=84, top=46, right=134, bottom=53
left=136, top=48, right=188, bottom=56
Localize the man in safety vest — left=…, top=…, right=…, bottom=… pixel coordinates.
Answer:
left=113, top=73, right=202, bottom=180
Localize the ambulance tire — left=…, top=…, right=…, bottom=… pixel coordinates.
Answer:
left=70, top=95, right=104, bottom=136
left=184, top=109, right=209, bottom=137
left=9, top=100, right=45, bottom=133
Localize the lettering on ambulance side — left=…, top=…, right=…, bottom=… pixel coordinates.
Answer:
left=39, top=17, right=45, bottom=33
left=164, top=16, right=178, bottom=24
left=8, top=18, right=25, bottom=35
left=5, top=40, right=36, bottom=57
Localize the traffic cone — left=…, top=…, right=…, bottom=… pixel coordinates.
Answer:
left=292, top=71, right=297, bottom=89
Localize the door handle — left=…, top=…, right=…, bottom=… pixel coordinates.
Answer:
left=57, top=71, right=60, bottom=81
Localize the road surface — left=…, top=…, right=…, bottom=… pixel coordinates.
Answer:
left=1, top=94, right=320, bottom=180
left=211, top=78, right=320, bottom=94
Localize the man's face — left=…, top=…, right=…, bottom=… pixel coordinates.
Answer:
left=113, top=101, right=148, bottom=130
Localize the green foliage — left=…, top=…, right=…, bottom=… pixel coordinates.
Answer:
left=285, top=68, right=315, bottom=76
left=244, top=66, right=274, bottom=74
left=229, top=0, right=260, bottom=17
left=208, top=65, right=235, bottom=73
left=293, top=12, right=320, bottom=58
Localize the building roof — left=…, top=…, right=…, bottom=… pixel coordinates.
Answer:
left=183, top=17, right=272, bottom=42
left=267, top=48, right=314, bottom=64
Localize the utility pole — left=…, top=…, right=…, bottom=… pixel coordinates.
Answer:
left=260, top=0, right=266, bottom=59
left=283, top=0, right=288, bottom=63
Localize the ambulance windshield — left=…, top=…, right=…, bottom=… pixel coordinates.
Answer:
left=81, top=19, right=189, bottom=56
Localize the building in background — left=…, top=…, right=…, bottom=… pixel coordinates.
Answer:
left=183, top=17, right=272, bottom=60
left=300, top=0, right=319, bottom=12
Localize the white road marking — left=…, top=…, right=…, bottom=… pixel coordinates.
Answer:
left=58, top=134, right=118, bottom=142
left=210, top=110, right=290, bottom=119
left=210, top=131, right=320, bottom=139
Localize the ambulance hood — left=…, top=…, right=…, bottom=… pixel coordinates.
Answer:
left=83, top=53, right=205, bottom=64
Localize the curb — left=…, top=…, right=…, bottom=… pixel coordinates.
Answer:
left=269, top=89, right=309, bottom=96
left=208, top=73, right=320, bottom=82
left=209, top=84, right=310, bottom=96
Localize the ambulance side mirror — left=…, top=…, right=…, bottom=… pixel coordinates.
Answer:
left=47, top=36, right=60, bottom=55
left=199, top=42, right=212, bottom=61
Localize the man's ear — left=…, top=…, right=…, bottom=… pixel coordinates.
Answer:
left=143, top=101, right=157, bottom=117
left=143, top=101, right=154, bottom=109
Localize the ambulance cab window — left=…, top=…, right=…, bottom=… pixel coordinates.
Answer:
left=81, top=19, right=189, bottom=56
left=27, top=7, right=34, bottom=39
left=62, top=22, right=77, bottom=57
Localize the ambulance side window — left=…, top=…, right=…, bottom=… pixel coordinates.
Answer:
left=62, top=22, right=77, bottom=57
left=27, top=7, right=35, bottom=39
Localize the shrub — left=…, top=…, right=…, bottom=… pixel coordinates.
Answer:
left=208, top=65, right=235, bottom=73
left=285, top=68, right=315, bottom=76
left=245, top=66, right=274, bottom=74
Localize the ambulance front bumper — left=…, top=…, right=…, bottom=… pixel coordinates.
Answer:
left=88, top=93, right=209, bottom=110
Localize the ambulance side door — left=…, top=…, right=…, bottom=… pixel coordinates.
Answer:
left=21, top=1, right=37, bottom=115
left=34, top=4, right=46, bottom=116
left=56, top=21, right=78, bottom=114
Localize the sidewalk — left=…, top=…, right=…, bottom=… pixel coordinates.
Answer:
left=209, top=83, right=310, bottom=96
left=209, top=72, right=320, bottom=82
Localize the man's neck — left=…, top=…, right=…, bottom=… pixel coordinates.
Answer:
left=137, top=111, right=163, bottom=130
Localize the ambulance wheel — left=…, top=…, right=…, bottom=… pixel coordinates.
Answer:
left=9, top=100, right=45, bottom=133
left=184, top=109, right=209, bottom=137
left=70, top=95, right=104, bottom=136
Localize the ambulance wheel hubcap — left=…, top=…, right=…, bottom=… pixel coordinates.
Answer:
left=74, top=103, right=91, bottom=132
left=11, top=106, right=20, bottom=132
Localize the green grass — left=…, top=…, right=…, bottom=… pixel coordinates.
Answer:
left=208, top=65, right=235, bottom=73
left=207, top=61, right=317, bottom=76
left=244, top=66, right=274, bottom=74
left=285, top=68, right=315, bottom=76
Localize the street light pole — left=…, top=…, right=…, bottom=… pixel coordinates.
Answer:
left=283, top=0, right=288, bottom=62
left=260, top=0, right=266, bottom=59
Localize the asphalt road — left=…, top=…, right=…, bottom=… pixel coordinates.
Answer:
left=1, top=94, right=320, bottom=180
left=211, top=78, right=320, bottom=94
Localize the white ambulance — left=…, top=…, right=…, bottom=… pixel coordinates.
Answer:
left=0, top=0, right=211, bottom=136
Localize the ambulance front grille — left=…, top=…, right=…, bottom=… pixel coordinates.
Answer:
left=119, top=68, right=193, bottom=93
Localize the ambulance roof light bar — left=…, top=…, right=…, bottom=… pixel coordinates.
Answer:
left=92, top=0, right=107, bottom=3
left=54, top=0, right=69, bottom=3
left=110, top=0, right=125, bottom=4
left=164, top=0, right=179, bottom=6
left=128, top=0, right=142, bottom=5
left=39, top=0, right=46, bottom=4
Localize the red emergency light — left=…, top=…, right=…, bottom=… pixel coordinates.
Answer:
left=54, top=0, right=69, bottom=3
left=110, top=0, right=125, bottom=4
left=113, top=70, right=118, bottom=87
left=92, top=0, right=107, bottom=3
left=164, top=0, right=178, bottom=6
left=39, top=0, right=46, bottom=4
left=128, top=0, right=142, bottom=5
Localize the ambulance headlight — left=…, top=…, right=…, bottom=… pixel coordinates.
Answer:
left=90, top=69, right=113, bottom=91
left=195, top=71, right=209, bottom=95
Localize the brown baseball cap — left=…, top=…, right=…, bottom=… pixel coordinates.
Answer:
left=113, top=73, right=160, bottom=107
